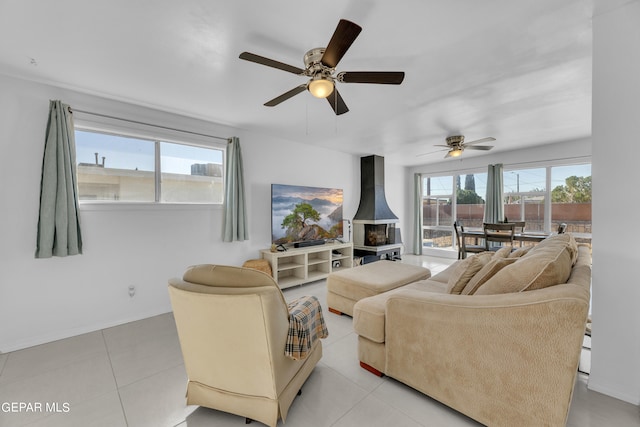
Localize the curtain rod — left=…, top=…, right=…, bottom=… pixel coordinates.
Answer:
left=70, top=108, right=230, bottom=142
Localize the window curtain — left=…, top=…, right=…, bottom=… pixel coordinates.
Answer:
left=484, top=163, right=504, bottom=224
left=413, top=173, right=423, bottom=255
left=223, top=137, right=249, bottom=242
left=35, top=100, right=83, bottom=258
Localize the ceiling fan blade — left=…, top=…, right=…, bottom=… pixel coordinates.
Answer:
left=321, top=19, right=362, bottom=69
left=338, top=71, right=405, bottom=84
left=433, top=144, right=451, bottom=148
left=465, top=145, right=494, bottom=151
left=239, top=52, right=305, bottom=75
left=464, top=137, right=496, bottom=145
left=326, top=89, right=349, bottom=115
left=416, top=148, right=448, bottom=157
left=264, top=85, right=307, bottom=107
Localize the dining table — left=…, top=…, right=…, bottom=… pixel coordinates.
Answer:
left=461, top=229, right=550, bottom=244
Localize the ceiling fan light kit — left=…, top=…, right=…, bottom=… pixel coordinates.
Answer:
left=448, top=147, right=463, bottom=157
left=420, top=135, right=496, bottom=159
left=308, top=74, right=334, bottom=98
left=239, top=19, right=405, bottom=115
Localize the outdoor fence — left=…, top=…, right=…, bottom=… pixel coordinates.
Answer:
left=422, top=202, right=591, bottom=248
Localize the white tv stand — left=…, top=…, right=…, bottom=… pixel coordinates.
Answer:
left=261, top=241, right=354, bottom=289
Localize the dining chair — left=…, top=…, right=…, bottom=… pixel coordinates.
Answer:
left=454, top=221, right=485, bottom=259
left=512, top=221, right=526, bottom=246
left=512, top=221, right=526, bottom=233
left=483, top=222, right=516, bottom=251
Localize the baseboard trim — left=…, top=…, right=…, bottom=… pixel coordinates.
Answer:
left=587, top=378, right=640, bottom=405
left=1, top=308, right=172, bottom=353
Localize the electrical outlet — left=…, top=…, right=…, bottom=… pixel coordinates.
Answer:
left=128, top=285, right=135, bottom=297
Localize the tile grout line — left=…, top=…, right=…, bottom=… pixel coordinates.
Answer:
left=328, top=371, right=387, bottom=427
left=102, top=329, right=130, bottom=427
left=0, top=352, right=8, bottom=379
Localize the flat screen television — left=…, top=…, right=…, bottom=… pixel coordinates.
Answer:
left=271, top=183, right=343, bottom=245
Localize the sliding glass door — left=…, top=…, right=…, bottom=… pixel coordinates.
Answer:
left=421, top=175, right=453, bottom=249
left=419, top=163, right=591, bottom=254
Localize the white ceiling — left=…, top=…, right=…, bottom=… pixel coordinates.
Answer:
left=0, top=0, right=593, bottom=166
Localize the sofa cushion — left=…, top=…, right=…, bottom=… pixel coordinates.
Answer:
left=406, top=278, right=449, bottom=293
left=327, top=261, right=430, bottom=302
left=353, top=291, right=398, bottom=343
left=492, top=246, right=512, bottom=258
left=508, top=245, right=533, bottom=258
left=461, top=257, right=518, bottom=295
left=353, top=278, right=448, bottom=344
left=475, top=236, right=574, bottom=295
left=446, top=253, right=492, bottom=294
left=528, top=233, right=578, bottom=264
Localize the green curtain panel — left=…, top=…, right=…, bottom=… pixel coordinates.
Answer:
left=413, top=173, right=423, bottom=255
left=484, top=163, right=504, bottom=224
left=35, top=100, right=83, bottom=258
left=223, top=137, right=249, bottom=242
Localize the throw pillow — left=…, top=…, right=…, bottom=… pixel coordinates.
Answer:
left=461, top=257, right=518, bottom=295
left=446, top=253, right=492, bottom=294
left=508, top=245, right=533, bottom=258
left=475, top=245, right=573, bottom=295
left=492, top=246, right=512, bottom=258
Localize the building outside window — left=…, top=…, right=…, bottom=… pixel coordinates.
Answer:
left=75, top=129, right=224, bottom=204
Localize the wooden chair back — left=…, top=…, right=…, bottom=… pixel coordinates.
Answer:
left=455, top=221, right=486, bottom=258
left=483, top=222, right=515, bottom=250
left=512, top=221, right=526, bottom=233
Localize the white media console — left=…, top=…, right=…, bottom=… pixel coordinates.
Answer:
left=260, top=241, right=354, bottom=289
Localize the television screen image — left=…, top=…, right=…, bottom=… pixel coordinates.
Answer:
left=271, top=184, right=343, bottom=245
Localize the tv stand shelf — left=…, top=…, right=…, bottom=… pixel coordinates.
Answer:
left=261, top=242, right=353, bottom=289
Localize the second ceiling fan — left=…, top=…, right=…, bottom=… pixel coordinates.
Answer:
left=416, top=135, right=496, bottom=159
left=239, top=19, right=405, bottom=115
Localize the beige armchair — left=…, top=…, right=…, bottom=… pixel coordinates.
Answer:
left=168, top=265, right=323, bottom=427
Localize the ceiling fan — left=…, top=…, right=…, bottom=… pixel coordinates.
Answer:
left=239, top=19, right=405, bottom=115
left=424, top=135, right=496, bottom=158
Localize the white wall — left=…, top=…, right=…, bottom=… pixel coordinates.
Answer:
left=590, top=0, right=640, bottom=405
left=0, top=74, right=361, bottom=352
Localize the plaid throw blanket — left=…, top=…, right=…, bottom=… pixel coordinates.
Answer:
left=285, top=295, right=328, bottom=360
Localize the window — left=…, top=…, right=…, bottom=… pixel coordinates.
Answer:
left=504, top=165, right=592, bottom=234
left=422, top=175, right=454, bottom=248
left=421, top=172, right=488, bottom=251
left=75, top=129, right=224, bottom=204
left=159, top=142, right=223, bottom=203
left=503, top=168, right=546, bottom=232
left=420, top=162, right=591, bottom=253
left=455, top=172, right=487, bottom=229
left=550, top=164, right=591, bottom=234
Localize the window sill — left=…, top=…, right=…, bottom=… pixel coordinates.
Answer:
left=79, top=202, right=224, bottom=212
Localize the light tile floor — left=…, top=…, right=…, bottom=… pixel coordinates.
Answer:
left=0, top=255, right=638, bottom=427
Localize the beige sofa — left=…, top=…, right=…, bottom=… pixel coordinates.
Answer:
left=353, top=234, right=591, bottom=426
